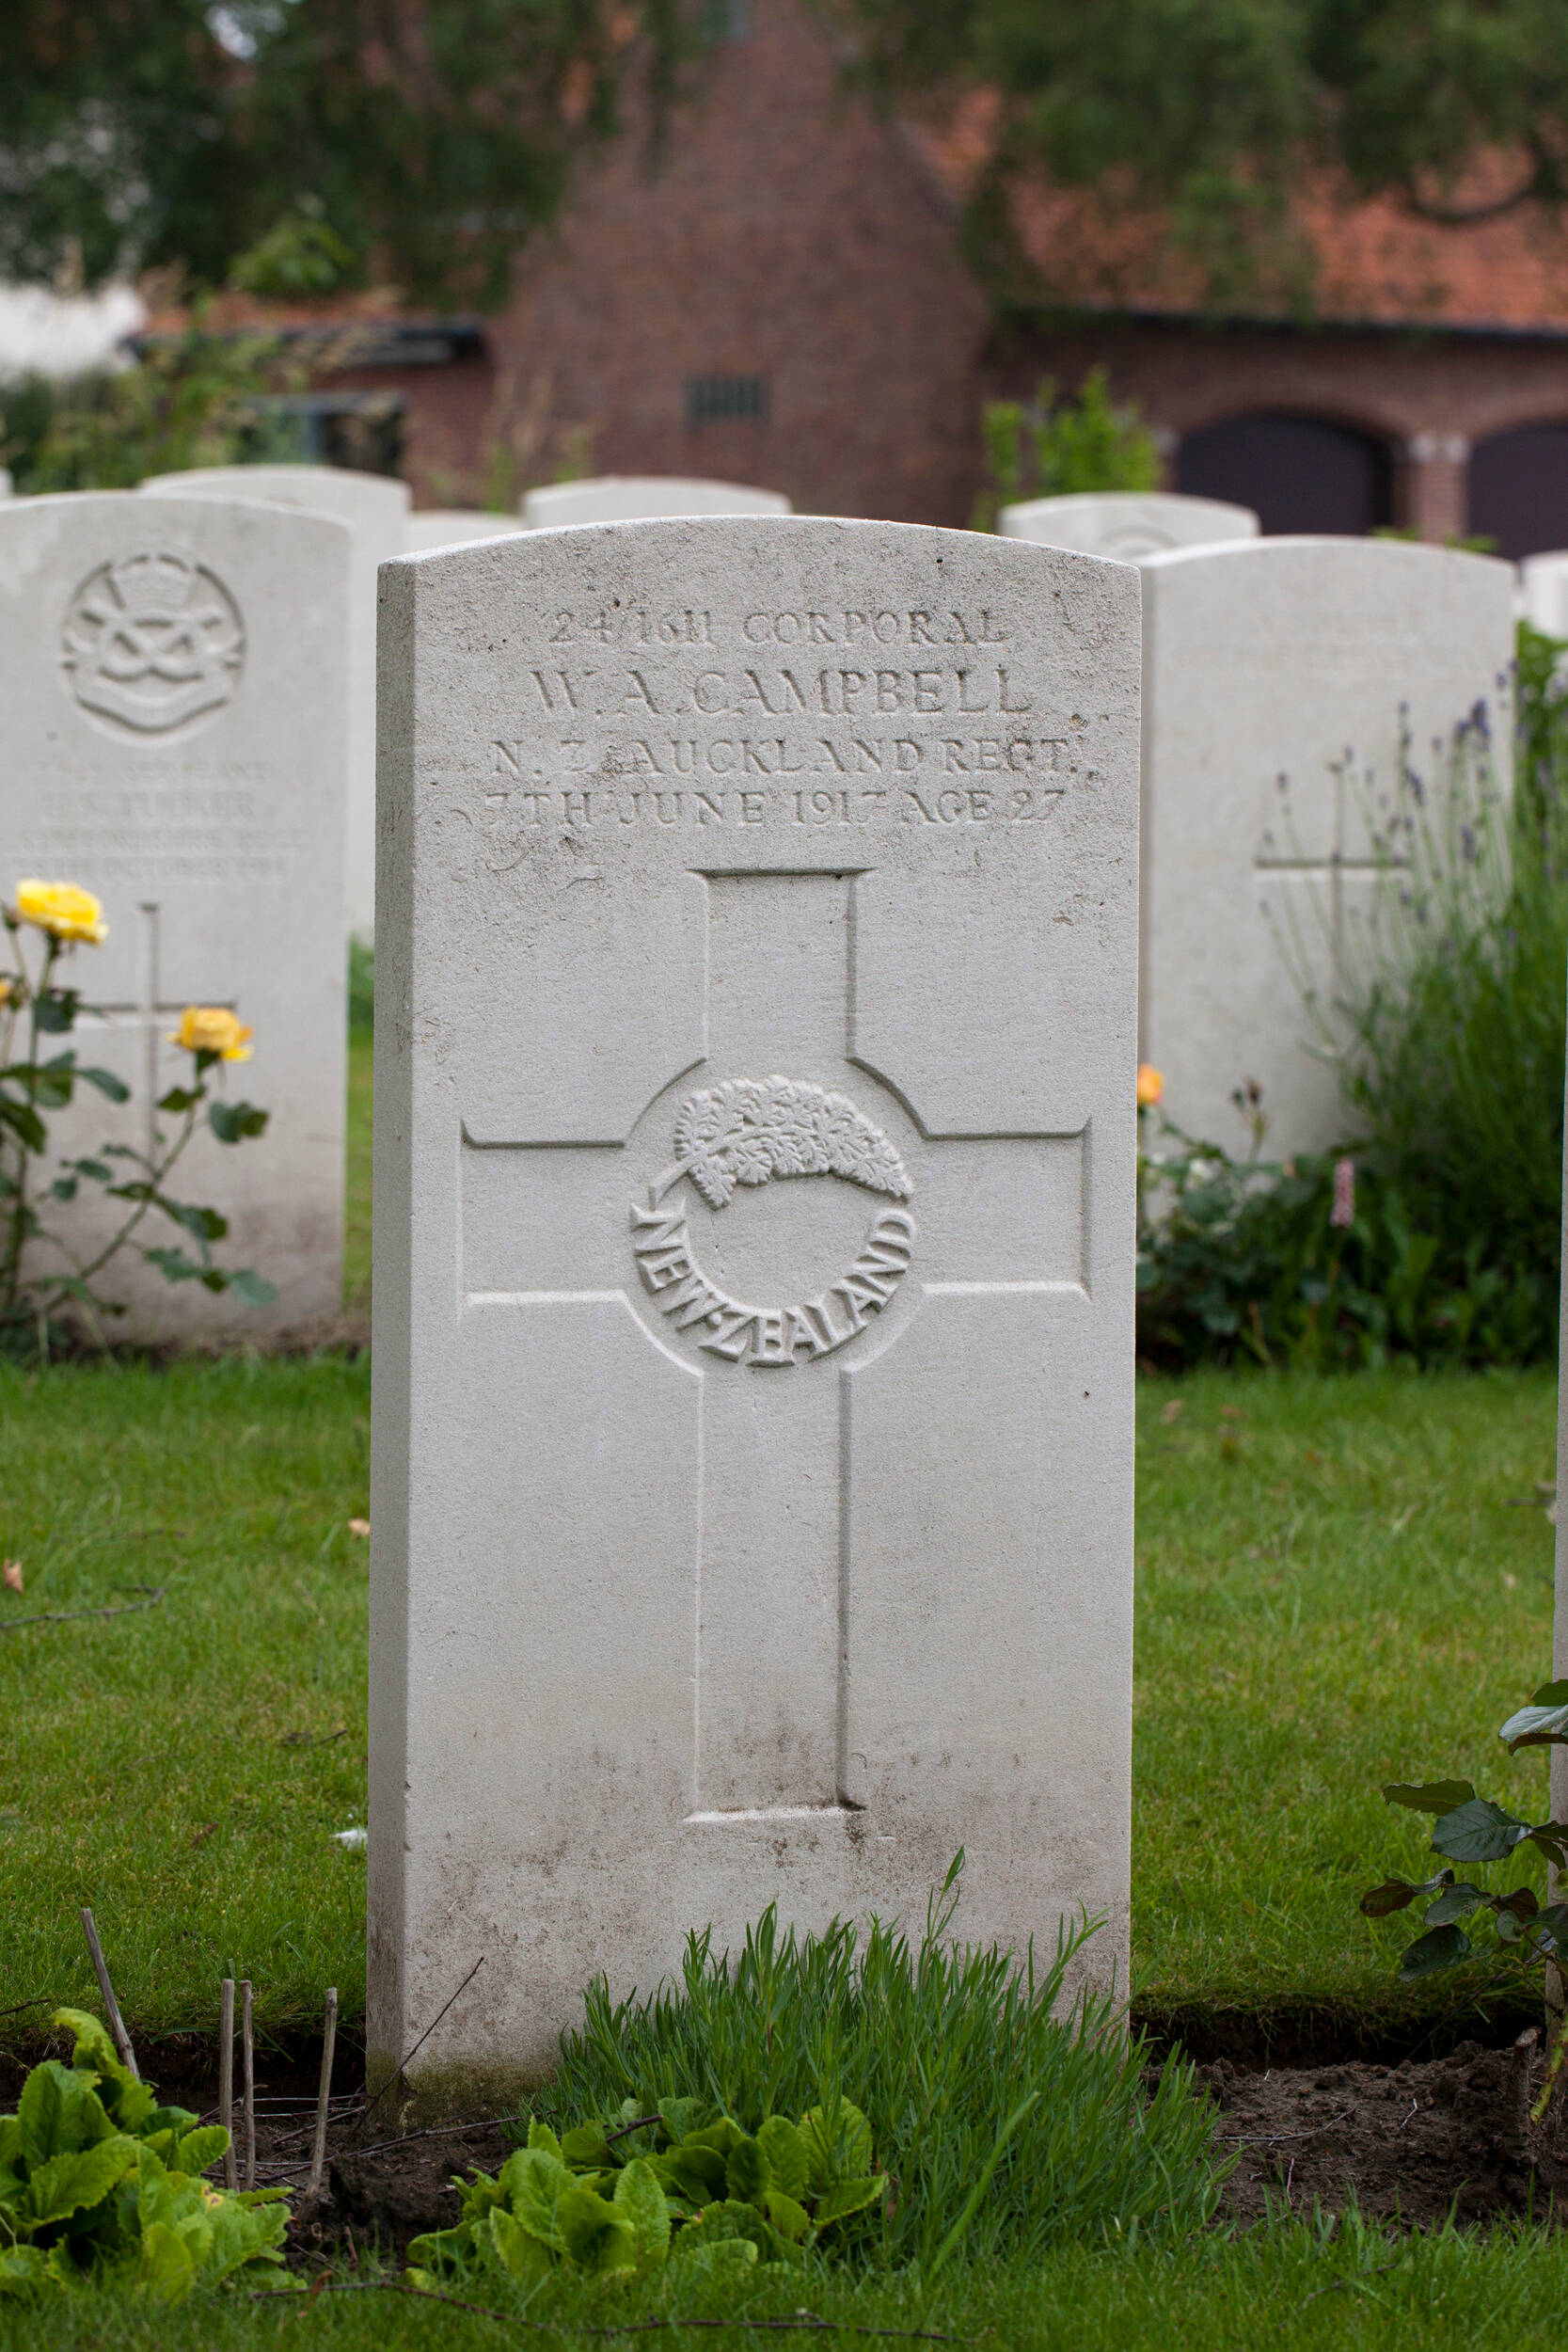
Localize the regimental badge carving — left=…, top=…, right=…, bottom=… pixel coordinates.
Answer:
left=60, top=551, right=245, bottom=737
left=632, top=1074, right=916, bottom=1369
left=655, top=1077, right=912, bottom=1210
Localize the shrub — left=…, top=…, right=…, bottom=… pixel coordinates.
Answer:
left=974, top=366, right=1160, bottom=530
left=515, top=1875, right=1223, bottom=2272
left=1359, top=1678, right=1568, bottom=2122
left=0, top=879, right=274, bottom=1358
left=1137, top=627, right=1568, bottom=1369
left=3, top=321, right=308, bottom=494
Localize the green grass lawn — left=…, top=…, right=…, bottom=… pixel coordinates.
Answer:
left=1, top=1034, right=1564, bottom=2334
left=6, top=2222, right=1568, bottom=2351
left=0, top=1359, right=1554, bottom=2058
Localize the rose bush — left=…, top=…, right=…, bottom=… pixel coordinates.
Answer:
left=0, top=877, right=275, bottom=1356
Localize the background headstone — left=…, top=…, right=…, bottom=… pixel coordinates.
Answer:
left=1522, top=549, right=1568, bottom=637
left=0, top=492, right=349, bottom=1339
left=139, top=464, right=409, bottom=936
left=520, top=476, right=791, bottom=527
left=1140, top=537, right=1514, bottom=1160
left=1000, top=491, right=1259, bottom=561
left=370, top=517, right=1140, bottom=2090
left=405, top=510, right=525, bottom=552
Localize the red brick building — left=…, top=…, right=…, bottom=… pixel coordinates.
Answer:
left=325, top=0, right=1568, bottom=557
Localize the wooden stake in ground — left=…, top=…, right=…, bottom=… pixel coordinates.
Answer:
left=79, top=1907, right=137, bottom=2079
left=219, top=1979, right=237, bottom=2190
left=241, top=1979, right=256, bottom=2191
left=307, top=1987, right=339, bottom=2203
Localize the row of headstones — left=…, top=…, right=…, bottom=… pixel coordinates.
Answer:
left=0, top=477, right=1525, bottom=2084
left=0, top=472, right=1515, bottom=1357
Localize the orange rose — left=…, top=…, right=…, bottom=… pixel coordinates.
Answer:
left=1136, top=1063, right=1164, bottom=1109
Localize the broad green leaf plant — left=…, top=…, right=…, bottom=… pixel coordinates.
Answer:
left=1360, top=1679, right=1568, bottom=2122
left=0, top=878, right=274, bottom=1355
left=0, top=2010, right=292, bottom=2300
left=408, top=2095, right=888, bottom=2292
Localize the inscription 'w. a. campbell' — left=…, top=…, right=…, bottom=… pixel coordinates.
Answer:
left=630, top=1075, right=916, bottom=1368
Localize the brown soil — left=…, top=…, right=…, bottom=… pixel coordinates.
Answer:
left=17, top=2023, right=1568, bottom=2259
left=1200, top=2033, right=1568, bottom=2224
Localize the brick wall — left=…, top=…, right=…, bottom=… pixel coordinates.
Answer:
left=419, top=0, right=988, bottom=525
left=320, top=0, right=1568, bottom=547
left=984, top=317, right=1568, bottom=543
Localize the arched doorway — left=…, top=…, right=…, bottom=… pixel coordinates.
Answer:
left=1467, top=424, right=1568, bottom=560
left=1178, top=415, right=1394, bottom=534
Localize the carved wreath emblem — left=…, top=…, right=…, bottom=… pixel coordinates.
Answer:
left=652, top=1077, right=912, bottom=1210
left=60, top=550, right=245, bottom=738
left=633, top=1077, right=916, bottom=1370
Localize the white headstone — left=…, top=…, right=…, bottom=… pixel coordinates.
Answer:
left=1140, top=537, right=1514, bottom=1159
left=405, top=509, right=524, bottom=552
left=0, top=492, right=349, bottom=1339
left=369, top=517, right=1140, bottom=2091
left=1000, top=492, right=1259, bottom=562
left=521, top=476, right=791, bottom=528
left=138, top=465, right=410, bottom=937
left=1522, top=550, right=1568, bottom=637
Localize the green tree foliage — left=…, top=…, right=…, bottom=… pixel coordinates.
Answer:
left=3, top=322, right=307, bottom=493
left=822, top=0, right=1568, bottom=303
left=0, top=1, right=711, bottom=307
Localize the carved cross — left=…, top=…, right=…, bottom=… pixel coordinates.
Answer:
left=462, top=868, right=1088, bottom=1819
left=87, top=901, right=237, bottom=1158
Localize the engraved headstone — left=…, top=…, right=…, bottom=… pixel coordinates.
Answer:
left=0, top=492, right=349, bottom=1338
left=138, top=465, right=410, bottom=936
left=1140, top=537, right=1514, bottom=1158
left=405, top=510, right=525, bottom=552
left=521, top=476, right=791, bottom=528
left=1000, top=491, right=1259, bottom=562
left=369, top=518, right=1141, bottom=2089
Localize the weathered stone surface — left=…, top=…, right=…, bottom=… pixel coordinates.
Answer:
left=0, top=491, right=348, bottom=1339
left=1000, top=492, right=1259, bottom=561
left=521, top=476, right=791, bottom=527
left=139, top=465, right=409, bottom=935
left=369, top=517, right=1139, bottom=2086
left=405, top=511, right=525, bottom=552
left=1140, top=537, right=1514, bottom=1158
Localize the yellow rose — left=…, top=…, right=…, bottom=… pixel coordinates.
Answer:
left=14, top=879, right=107, bottom=945
left=1136, top=1063, right=1164, bottom=1109
left=169, top=1006, right=254, bottom=1062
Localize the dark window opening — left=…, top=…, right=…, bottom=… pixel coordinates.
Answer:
left=685, top=374, right=768, bottom=429
left=1178, top=414, right=1393, bottom=534
left=1467, top=425, right=1568, bottom=561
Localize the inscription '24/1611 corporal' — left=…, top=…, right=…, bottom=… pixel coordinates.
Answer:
left=541, top=606, right=1011, bottom=649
